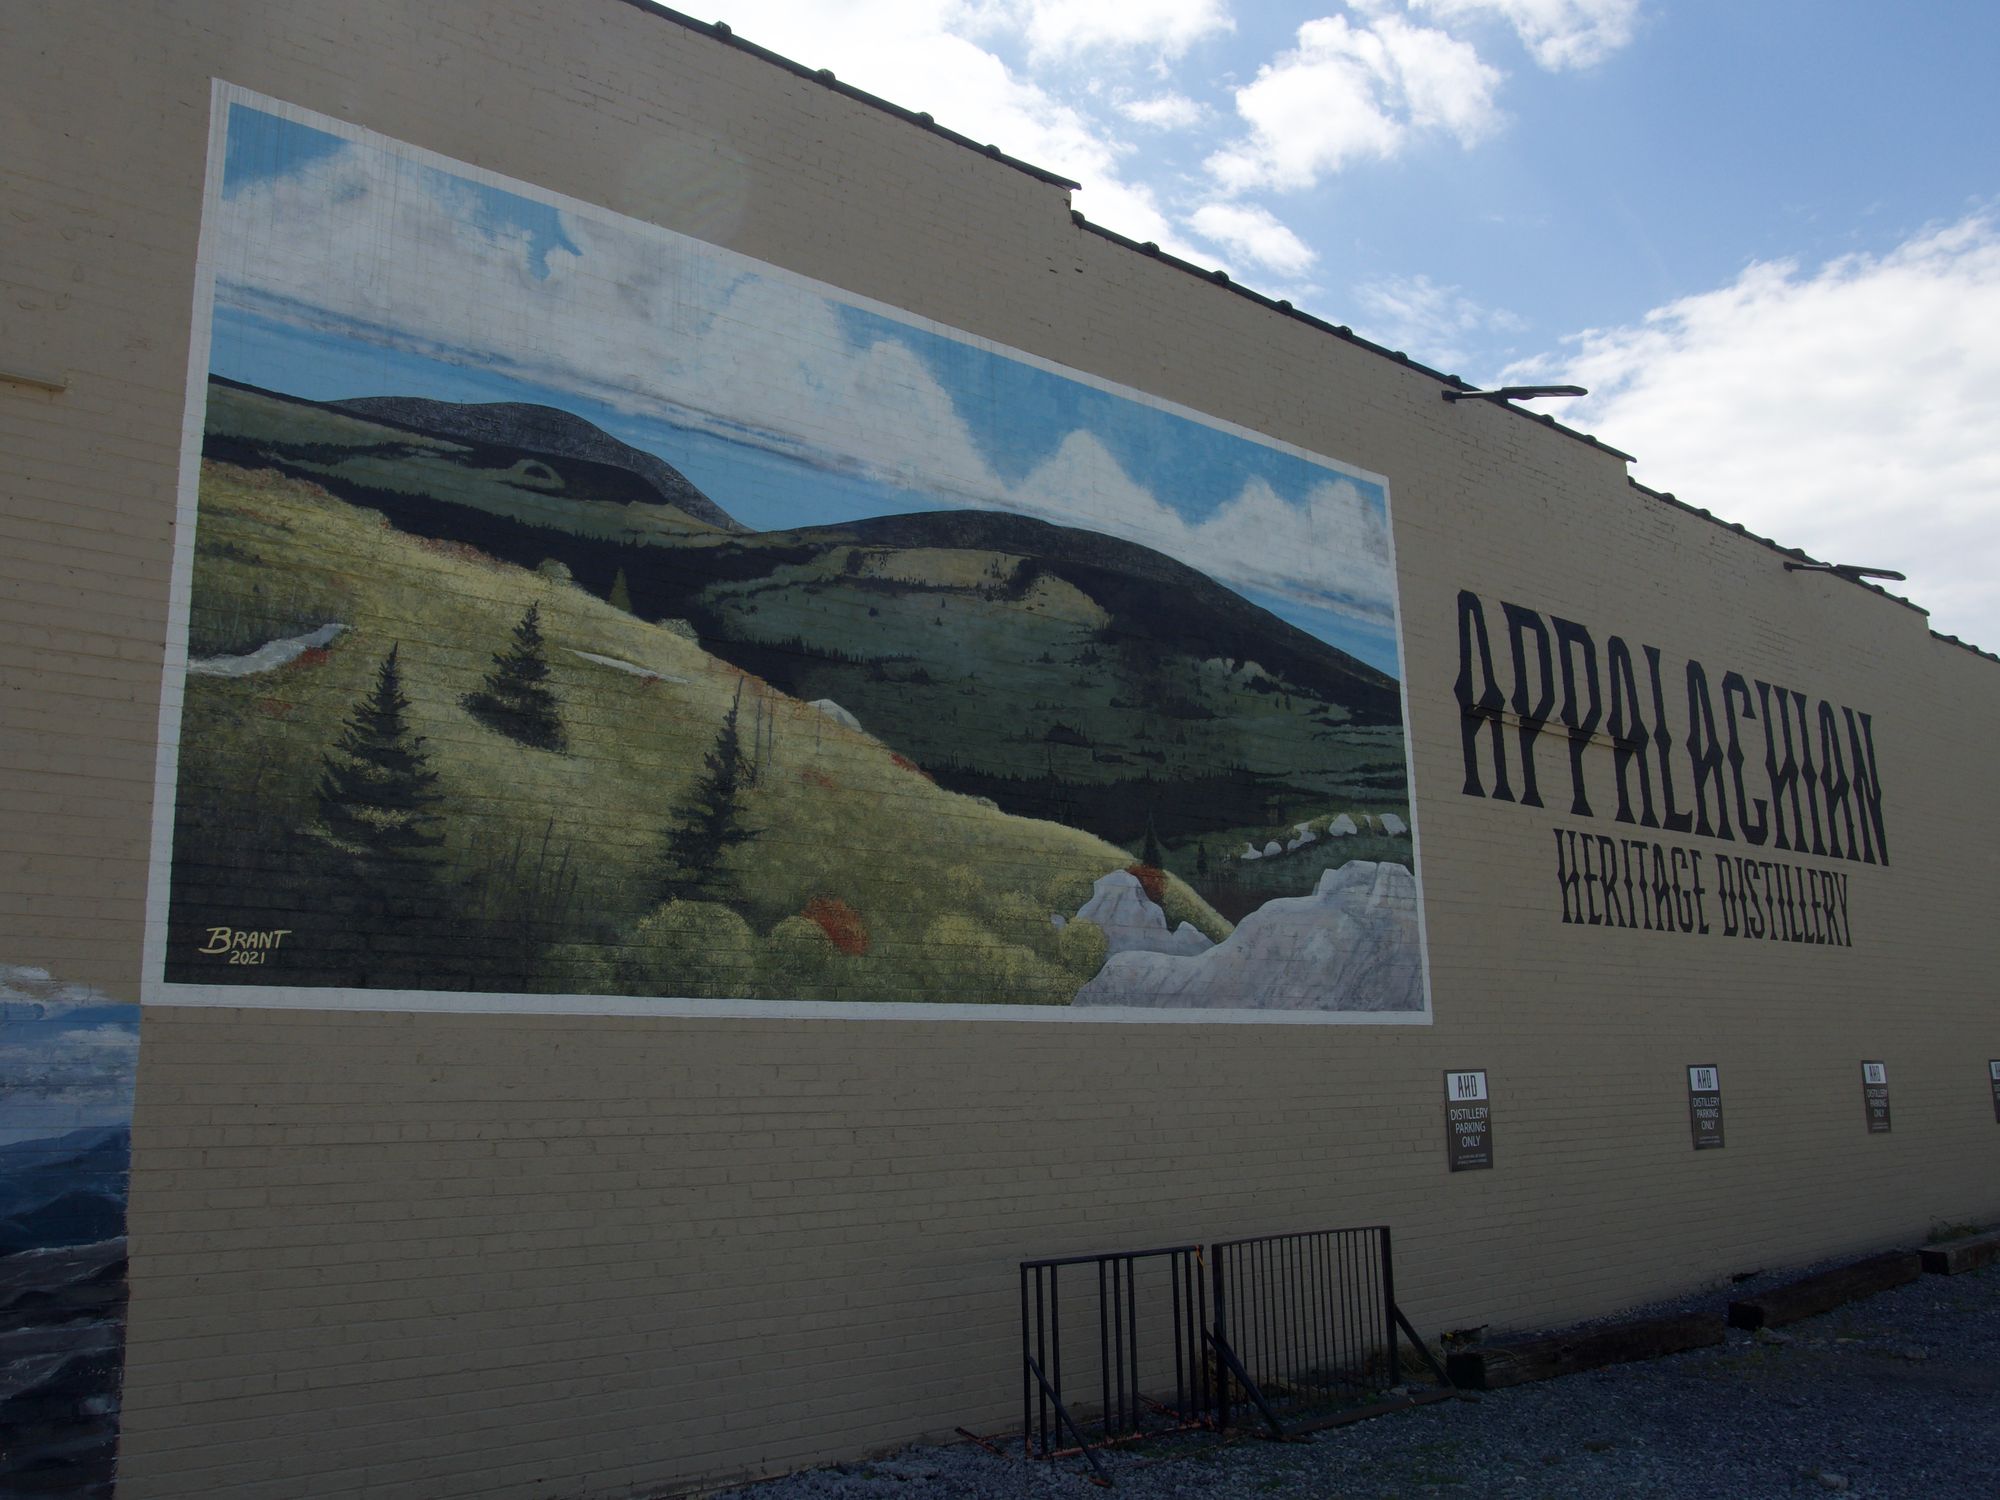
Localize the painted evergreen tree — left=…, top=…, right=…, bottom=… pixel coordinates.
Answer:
left=465, top=602, right=566, bottom=752
left=607, top=567, right=633, bottom=614
left=315, top=644, right=444, bottom=862
left=1141, top=813, right=1164, bottom=870
left=1195, top=841, right=1210, bottom=879
left=658, top=679, right=759, bottom=903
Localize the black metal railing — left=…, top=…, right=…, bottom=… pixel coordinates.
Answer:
left=1020, top=1224, right=1448, bottom=1478
left=1208, top=1225, right=1397, bottom=1429
left=1019, top=1243, right=1209, bottom=1479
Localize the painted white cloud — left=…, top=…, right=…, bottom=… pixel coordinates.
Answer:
left=0, top=965, right=137, bottom=1145
left=1351, top=272, right=1525, bottom=370
left=1206, top=13, right=1502, bottom=194
left=1409, top=0, right=1640, bottom=70
left=0, top=965, right=132, bottom=1021
left=1009, top=432, right=1396, bottom=625
left=1189, top=201, right=1319, bottom=277
left=1505, top=213, right=2000, bottom=651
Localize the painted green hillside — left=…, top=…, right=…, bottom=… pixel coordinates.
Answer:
left=170, top=461, right=1226, bottom=1001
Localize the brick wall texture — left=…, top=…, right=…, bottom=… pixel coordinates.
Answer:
left=3, top=2, right=1997, bottom=1496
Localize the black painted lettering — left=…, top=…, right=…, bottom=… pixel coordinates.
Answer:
left=1817, top=701, right=1852, bottom=861
left=1596, top=835, right=1625, bottom=927
left=1758, top=681, right=1805, bottom=853
left=1716, top=854, right=1739, bottom=936
left=1554, top=616, right=1602, bottom=817
left=1503, top=603, right=1557, bottom=809
left=1787, top=691, right=1827, bottom=856
left=1671, top=846, right=1695, bottom=932
left=1722, top=672, right=1768, bottom=845
left=1683, top=659, right=1733, bottom=841
left=1555, top=829, right=1580, bottom=922
left=1606, top=638, right=1657, bottom=827
left=1843, top=708, right=1889, bottom=866
left=1455, top=591, right=1511, bottom=800
left=1646, top=645, right=1694, bottom=833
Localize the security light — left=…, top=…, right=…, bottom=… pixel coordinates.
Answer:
left=1783, top=560, right=1908, bottom=583
left=1442, top=384, right=1587, bottom=403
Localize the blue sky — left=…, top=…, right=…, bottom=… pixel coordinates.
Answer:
left=208, top=96, right=1405, bottom=671
left=691, top=0, right=2000, bottom=652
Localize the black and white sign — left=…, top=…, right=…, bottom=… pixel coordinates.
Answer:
left=1861, top=1060, right=1892, bottom=1133
left=1445, top=1070, right=1493, bottom=1172
left=1687, top=1064, right=1724, bottom=1149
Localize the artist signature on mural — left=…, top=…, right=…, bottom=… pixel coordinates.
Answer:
left=198, top=927, right=293, bottom=964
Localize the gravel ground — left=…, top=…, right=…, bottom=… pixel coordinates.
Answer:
left=712, top=1257, right=2000, bottom=1500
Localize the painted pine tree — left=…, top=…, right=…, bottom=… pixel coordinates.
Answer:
left=1141, top=813, right=1164, bottom=870
left=313, top=644, right=446, bottom=974
left=465, top=602, right=566, bottom=752
left=658, top=679, right=759, bottom=903
left=316, top=645, right=445, bottom=859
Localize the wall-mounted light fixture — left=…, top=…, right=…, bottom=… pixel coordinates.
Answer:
left=1442, top=384, right=1587, bottom=404
left=1783, top=560, right=1907, bottom=583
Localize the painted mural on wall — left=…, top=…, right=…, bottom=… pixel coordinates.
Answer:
left=0, top=964, right=137, bottom=1497
left=151, top=86, right=1427, bottom=1020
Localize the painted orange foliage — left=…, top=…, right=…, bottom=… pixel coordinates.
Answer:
left=799, top=768, right=836, bottom=790
left=1126, top=863, right=1166, bottom=905
left=290, top=646, right=332, bottom=670
left=803, top=896, right=870, bottom=956
left=889, top=752, right=934, bottom=782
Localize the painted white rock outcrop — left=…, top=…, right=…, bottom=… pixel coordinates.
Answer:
left=1073, top=861, right=1422, bottom=1012
left=1072, top=870, right=1215, bottom=958
left=808, top=699, right=862, bottom=731
left=1240, top=844, right=1262, bottom=861
left=188, top=622, right=345, bottom=677
left=1262, top=840, right=1283, bottom=858
left=1328, top=813, right=1358, bottom=837
left=1380, top=813, right=1407, bottom=837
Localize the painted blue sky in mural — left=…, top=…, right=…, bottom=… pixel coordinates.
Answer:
left=0, top=967, right=138, bottom=1149
left=207, top=100, right=1405, bottom=675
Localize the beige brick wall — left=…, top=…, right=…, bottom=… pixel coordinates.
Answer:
left=4, top=1, right=1996, bottom=1496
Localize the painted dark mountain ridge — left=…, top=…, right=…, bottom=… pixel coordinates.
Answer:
left=0, top=1126, right=129, bottom=1256
left=333, top=392, right=743, bottom=530
left=791, top=509, right=1400, bottom=719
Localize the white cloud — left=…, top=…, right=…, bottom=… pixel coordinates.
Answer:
left=1351, top=272, right=1525, bottom=370
left=1206, top=13, right=1502, bottom=194
left=1408, top=0, right=1640, bottom=70
left=1007, top=0, right=1233, bottom=62
left=1117, top=92, right=1209, bottom=129
left=1189, top=201, right=1319, bottom=277
left=1506, top=213, right=2000, bottom=651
